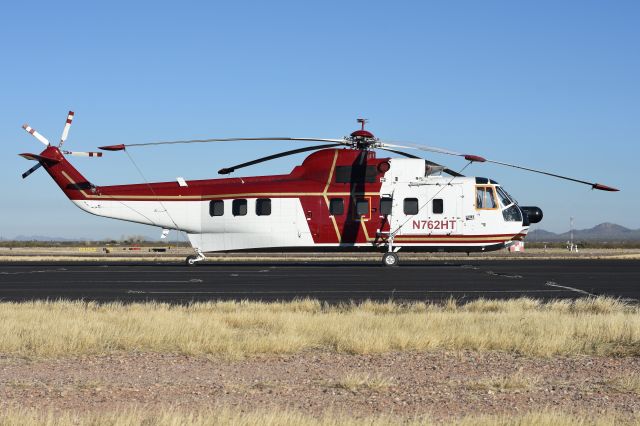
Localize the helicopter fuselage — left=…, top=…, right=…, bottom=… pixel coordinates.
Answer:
left=36, top=146, right=533, bottom=255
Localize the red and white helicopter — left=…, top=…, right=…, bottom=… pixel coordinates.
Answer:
left=19, top=112, right=619, bottom=266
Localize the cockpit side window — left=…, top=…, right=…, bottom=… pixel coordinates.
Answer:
left=475, top=186, right=498, bottom=209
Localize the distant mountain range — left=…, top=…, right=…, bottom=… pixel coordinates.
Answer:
left=527, top=223, right=640, bottom=242
left=4, top=235, right=159, bottom=242
left=8, top=235, right=85, bottom=242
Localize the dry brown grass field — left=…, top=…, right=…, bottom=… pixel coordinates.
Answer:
left=1, top=298, right=639, bottom=424
left=0, top=297, right=638, bottom=358
left=0, top=407, right=636, bottom=426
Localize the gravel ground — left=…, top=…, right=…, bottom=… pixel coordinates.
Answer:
left=1, top=351, right=638, bottom=420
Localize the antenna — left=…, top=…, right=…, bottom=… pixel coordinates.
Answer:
left=356, top=118, right=368, bottom=130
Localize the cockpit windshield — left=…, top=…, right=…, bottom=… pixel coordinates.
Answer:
left=496, top=186, right=513, bottom=207
left=496, top=186, right=523, bottom=222
left=496, top=186, right=514, bottom=207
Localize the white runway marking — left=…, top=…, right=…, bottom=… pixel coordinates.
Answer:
left=544, top=281, right=596, bottom=297
left=0, top=269, right=68, bottom=275
left=0, top=280, right=205, bottom=285
left=460, top=264, right=523, bottom=279
left=485, top=270, right=523, bottom=279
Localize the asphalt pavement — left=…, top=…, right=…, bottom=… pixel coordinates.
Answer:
left=0, top=259, right=637, bottom=303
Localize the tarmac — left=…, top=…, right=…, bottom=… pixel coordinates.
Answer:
left=0, top=259, right=637, bottom=303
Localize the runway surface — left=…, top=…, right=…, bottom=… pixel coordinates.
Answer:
left=0, top=259, right=637, bottom=303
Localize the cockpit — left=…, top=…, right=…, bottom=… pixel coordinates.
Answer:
left=474, top=178, right=524, bottom=223
left=496, top=186, right=523, bottom=222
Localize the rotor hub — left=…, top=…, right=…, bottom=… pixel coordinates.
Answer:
left=348, top=118, right=378, bottom=149
left=350, top=129, right=375, bottom=139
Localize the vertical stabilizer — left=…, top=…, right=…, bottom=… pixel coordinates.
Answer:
left=25, top=146, right=97, bottom=200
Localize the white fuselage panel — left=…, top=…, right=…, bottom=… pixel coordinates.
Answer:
left=72, top=198, right=314, bottom=251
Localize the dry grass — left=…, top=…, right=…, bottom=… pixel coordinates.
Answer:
left=0, top=297, right=638, bottom=358
left=606, top=374, right=640, bottom=395
left=466, top=370, right=541, bottom=393
left=335, top=372, right=395, bottom=391
left=0, top=407, right=636, bottom=426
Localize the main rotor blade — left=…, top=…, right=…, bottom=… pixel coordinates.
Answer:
left=59, top=111, right=74, bottom=148
left=482, top=158, right=619, bottom=191
left=378, top=147, right=464, bottom=177
left=380, top=141, right=463, bottom=157
left=22, top=124, right=50, bottom=146
left=100, top=137, right=347, bottom=151
left=379, top=140, right=618, bottom=191
left=218, top=143, right=344, bottom=174
left=22, top=163, right=42, bottom=179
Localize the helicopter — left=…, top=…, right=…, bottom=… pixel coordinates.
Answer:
left=19, top=113, right=619, bottom=266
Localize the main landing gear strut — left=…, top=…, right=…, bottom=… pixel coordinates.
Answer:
left=381, top=233, right=400, bottom=267
left=185, top=248, right=206, bottom=266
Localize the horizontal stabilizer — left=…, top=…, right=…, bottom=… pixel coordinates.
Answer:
left=18, top=153, right=61, bottom=164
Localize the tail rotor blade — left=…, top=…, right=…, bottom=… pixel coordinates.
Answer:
left=22, top=124, right=50, bottom=146
left=22, top=163, right=43, bottom=179
left=62, top=151, right=103, bottom=158
left=59, top=111, right=75, bottom=148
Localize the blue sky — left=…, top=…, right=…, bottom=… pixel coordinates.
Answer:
left=1, top=0, right=638, bottom=239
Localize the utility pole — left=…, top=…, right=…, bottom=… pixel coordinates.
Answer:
left=569, top=216, right=576, bottom=252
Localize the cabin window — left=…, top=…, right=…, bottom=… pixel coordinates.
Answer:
left=256, top=198, right=271, bottom=216
left=232, top=199, right=247, bottom=216
left=356, top=199, right=370, bottom=216
left=335, top=166, right=378, bottom=183
left=432, top=199, right=444, bottom=214
left=380, top=198, right=393, bottom=215
left=209, top=200, right=224, bottom=217
left=329, top=198, right=344, bottom=215
left=476, top=186, right=497, bottom=209
left=404, top=198, right=419, bottom=215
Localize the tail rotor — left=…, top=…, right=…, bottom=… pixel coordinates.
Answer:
left=58, top=111, right=74, bottom=148
left=19, top=111, right=103, bottom=179
left=22, top=124, right=50, bottom=146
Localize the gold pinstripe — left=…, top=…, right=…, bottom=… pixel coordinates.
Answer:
left=322, top=151, right=342, bottom=242
left=323, top=150, right=339, bottom=194
left=62, top=166, right=378, bottom=201
left=394, top=236, right=514, bottom=242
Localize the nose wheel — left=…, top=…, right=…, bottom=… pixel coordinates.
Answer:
left=185, top=248, right=206, bottom=266
left=382, top=252, right=399, bottom=267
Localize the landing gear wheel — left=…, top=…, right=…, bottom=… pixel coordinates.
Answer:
left=382, top=252, right=399, bottom=267
left=185, top=255, right=198, bottom=266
